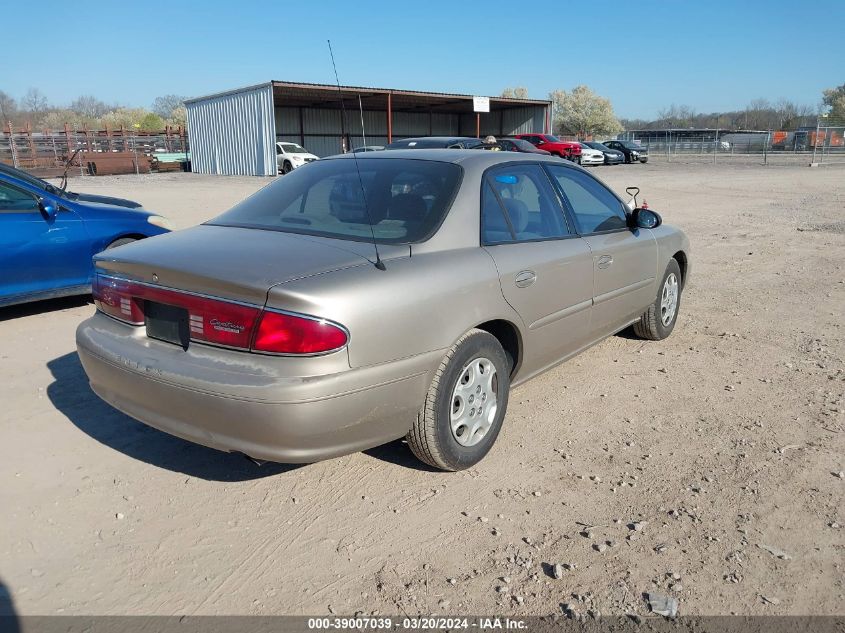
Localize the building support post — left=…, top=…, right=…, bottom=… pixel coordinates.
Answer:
left=476, top=113, right=480, bottom=138
left=387, top=92, right=393, bottom=144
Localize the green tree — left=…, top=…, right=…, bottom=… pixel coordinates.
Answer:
left=550, top=85, right=621, bottom=138
left=100, top=107, right=151, bottom=130
left=138, top=112, right=165, bottom=131
left=822, top=83, right=845, bottom=120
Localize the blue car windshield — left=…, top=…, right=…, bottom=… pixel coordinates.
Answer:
left=208, top=158, right=463, bottom=244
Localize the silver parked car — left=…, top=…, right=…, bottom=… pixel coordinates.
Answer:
left=77, top=150, right=690, bottom=471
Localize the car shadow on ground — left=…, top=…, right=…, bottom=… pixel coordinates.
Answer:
left=46, top=352, right=305, bottom=482
left=0, top=295, right=91, bottom=322
left=614, top=325, right=640, bottom=340
left=363, top=439, right=441, bottom=473
left=0, top=577, right=20, bottom=632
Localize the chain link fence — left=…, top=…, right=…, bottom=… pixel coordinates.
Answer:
left=619, top=118, right=845, bottom=165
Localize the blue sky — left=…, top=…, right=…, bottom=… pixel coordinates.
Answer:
left=5, top=0, right=843, bottom=120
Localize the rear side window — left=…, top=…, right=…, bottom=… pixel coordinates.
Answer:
left=546, top=165, right=628, bottom=234
left=481, top=164, right=570, bottom=244
left=209, top=158, right=462, bottom=244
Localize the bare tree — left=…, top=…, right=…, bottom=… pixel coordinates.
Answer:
left=501, top=87, right=529, bottom=99
left=21, top=88, right=48, bottom=114
left=152, top=94, right=186, bottom=118
left=0, top=90, right=17, bottom=124
left=70, top=95, right=111, bottom=119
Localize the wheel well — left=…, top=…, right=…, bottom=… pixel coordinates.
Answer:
left=672, top=251, right=688, bottom=284
left=476, top=319, right=521, bottom=377
left=110, top=233, right=146, bottom=245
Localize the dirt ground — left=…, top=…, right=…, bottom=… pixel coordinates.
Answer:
left=1, top=161, right=843, bottom=618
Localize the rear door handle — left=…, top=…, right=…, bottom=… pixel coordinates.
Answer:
left=597, top=254, right=614, bottom=269
left=515, top=270, right=537, bottom=288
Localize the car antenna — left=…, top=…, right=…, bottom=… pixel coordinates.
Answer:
left=328, top=39, right=386, bottom=271
left=358, top=94, right=367, bottom=149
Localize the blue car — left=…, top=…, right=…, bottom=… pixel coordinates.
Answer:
left=0, top=169, right=172, bottom=308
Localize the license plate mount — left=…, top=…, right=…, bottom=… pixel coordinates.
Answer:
left=145, top=301, right=190, bottom=349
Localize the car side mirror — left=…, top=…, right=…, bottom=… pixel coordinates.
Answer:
left=537, top=140, right=545, bottom=145
left=39, top=198, right=57, bottom=220
left=630, top=207, right=662, bottom=229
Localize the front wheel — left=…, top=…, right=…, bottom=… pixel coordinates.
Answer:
left=281, top=161, right=292, bottom=174
left=406, top=329, right=511, bottom=471
left=633, top=259, right=682, bottom=340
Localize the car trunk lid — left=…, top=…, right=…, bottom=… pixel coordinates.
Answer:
left=93, top=224, right=388, bottom=305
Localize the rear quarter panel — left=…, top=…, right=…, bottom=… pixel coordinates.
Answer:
left=265, top=248, right=522, bottom=369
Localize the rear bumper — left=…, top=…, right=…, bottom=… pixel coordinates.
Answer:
left=76, top=313, right=440, bottom=463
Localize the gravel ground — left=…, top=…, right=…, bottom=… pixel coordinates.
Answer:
left=0, top=162, right=842, bottom=617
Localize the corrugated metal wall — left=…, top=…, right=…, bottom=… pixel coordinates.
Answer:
left=186, top=83, right=276, bottom=176
left=275, top=105, right=546, bottom=156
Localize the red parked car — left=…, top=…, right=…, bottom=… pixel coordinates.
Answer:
left=515, top=134, right=582, bottom=162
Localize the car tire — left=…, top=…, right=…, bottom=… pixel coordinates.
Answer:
left=406, top=329, right=511, bottom=471
left=282, top=161, right=292, bottom=174
left=633, top=259, right=682, bottom=341
left=106, top=237, right=137, bottom=250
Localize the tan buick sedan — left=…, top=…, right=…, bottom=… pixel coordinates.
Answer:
left=77, top=150, right=690, bottom=471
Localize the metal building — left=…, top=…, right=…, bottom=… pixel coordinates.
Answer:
left=185, top=81, right=551, bottom=176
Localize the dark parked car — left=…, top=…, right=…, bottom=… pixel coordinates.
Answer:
left=603, top=140, right=649, bottom=163
left=385, top=137, right=485, bottom=150
left=0, top=162, right=144, bottom=208
left=496, top=138, right=552, bottom=155
left=583, top=141, right=624, bottom=165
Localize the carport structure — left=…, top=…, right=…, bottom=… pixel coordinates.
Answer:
left=185, top=81, right=551, bottom=176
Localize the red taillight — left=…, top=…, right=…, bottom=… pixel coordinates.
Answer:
left=94, top=273, right=347, bottom=355
left=252, top=311, right=348, bottom=354
left=93, top=275, right=144, bottom=324
left=168, top=291, right=261, bottom=349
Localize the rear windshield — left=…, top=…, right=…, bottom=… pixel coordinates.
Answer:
left=208, top=158, right=463, bottom=244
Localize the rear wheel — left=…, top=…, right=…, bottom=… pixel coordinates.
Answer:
left=281, top=161, right=292, bottom=174
left=634, top=259, right=682, bottom=340
left=407, top=329, right=510, bottom=471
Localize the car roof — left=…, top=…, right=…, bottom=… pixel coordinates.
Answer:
left=392, top=136, right=476, bottom=143
left=324, top=148, right=586, bottom=169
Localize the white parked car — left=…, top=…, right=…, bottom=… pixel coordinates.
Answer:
left=578, top=143, right=605, bottom=166
left=276, top=142, right=318, bottom=174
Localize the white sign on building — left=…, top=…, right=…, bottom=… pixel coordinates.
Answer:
left=473, top=96, right=490, bottom=113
